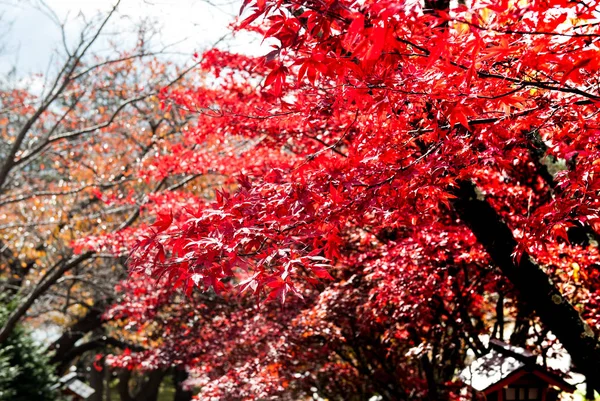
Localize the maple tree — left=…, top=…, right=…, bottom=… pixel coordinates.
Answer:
left=84, top=0, right=600, bottom=399
left=2, top=0, right=600, bottom=399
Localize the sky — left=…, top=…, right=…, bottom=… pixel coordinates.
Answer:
left=0, top=0, right=264, bottom=78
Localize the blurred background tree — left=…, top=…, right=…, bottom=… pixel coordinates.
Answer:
left=0, top=1, right=237, bottom=399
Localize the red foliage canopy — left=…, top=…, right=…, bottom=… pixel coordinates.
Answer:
left=88, top=0, right=600, bottom=398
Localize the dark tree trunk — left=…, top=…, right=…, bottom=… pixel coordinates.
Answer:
left=117, top=369, right=135, bottom=401
left=106, top=366, right=114, bottom=401
left=173, top=368, right=193, bottom=401
left=48, top=306, right=105, bottom=372
left=0, top=251, right=94, bottom=344
left=586, top=375, right=595, bottom=400
left=0, top=240, right=34, bottom=296
left=510, top=304, right=532, bottom=347
left=452, top=181, right=600, bottom=391
left=423, top=0, right=450, bottom=11
left=133, top=369, right=167, bottom=401
left=422, top=353, right=438, bottom=401
left=89, top=356, right=105, bottom=401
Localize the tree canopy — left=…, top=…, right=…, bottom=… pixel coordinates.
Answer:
left=86, top=0, right=600, bottom=399
left=3, top=0, right=600, bottom=399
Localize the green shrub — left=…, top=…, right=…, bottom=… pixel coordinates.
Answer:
left=0, top=302, right=58, bottom=401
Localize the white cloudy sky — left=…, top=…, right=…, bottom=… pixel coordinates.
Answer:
left=0, top=0, right=264, bottom=77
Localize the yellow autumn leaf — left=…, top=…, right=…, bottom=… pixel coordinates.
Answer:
left=572, top=262, right=580, bottom=282
left=480, top=7, right=492, bottom=24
